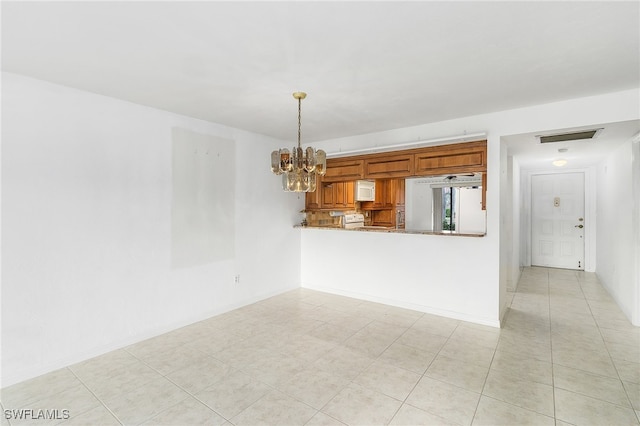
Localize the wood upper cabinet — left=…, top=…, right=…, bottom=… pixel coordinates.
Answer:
left=361, top=179, right=387, bottom=210
left=391, top=178, right=405, bottom=207
left=364, top=154, right=414, bottom=178
left=315, top=181, right=355, bottom=210
left=414, top=142, right=486, bottom=176
left=335, top=181, right=355, bottom=208
left=320, top=182, right=335, bottom=208
left=305, top=141, right=486, bottom=212
left=323, top=158, right=364, bottom=182
left=361, top=178, right=405, bottom=210
left=305, top=183, right=322, bottom=210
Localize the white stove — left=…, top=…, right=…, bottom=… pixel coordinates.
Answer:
left=343, top=213, right=365, bottom=229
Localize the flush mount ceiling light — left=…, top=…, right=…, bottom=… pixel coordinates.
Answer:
left=552, top=148, right=568, bottom=167
left=271, top=92, right=326, bottom=192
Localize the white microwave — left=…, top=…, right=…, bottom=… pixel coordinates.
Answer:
left=355, top=180, right=376, bottom=201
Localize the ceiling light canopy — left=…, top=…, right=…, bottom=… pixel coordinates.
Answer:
left=271, top=92, right=326, bottom=192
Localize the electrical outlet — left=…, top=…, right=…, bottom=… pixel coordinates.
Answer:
left=234, top=275, right=240, bottom=284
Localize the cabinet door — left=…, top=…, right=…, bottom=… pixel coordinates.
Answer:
left=371, top=207, right=405, bottom=228
left=343, top=181, right=355, bottom=208
left=371, top=209, right=397, bottom=227
left=364, top=154, right=414, bottom=178
left=414, top=144, right=486, bottom=176
left=321, top=182, right=335, bottom=208
left=384, top=179, right=397, bottom=207
left=305, top=178, right=322, bottom=210
left=393, top=179, right=405, bottom=206
left=323, top=159, right=364, bottom=182
left=380, top=180, right=390, bottom=208
left=331, top=181, right=354, bottom=208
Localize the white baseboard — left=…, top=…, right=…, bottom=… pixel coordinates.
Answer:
left=1, top=285, right=297, bottom=388
left=302, top=283, right=500, bottom=328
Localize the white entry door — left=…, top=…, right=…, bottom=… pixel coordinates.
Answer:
left=531, top=173, right=585, bottom=270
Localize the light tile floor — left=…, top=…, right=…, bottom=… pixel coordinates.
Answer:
left=2, top=267, right=639, bottom=425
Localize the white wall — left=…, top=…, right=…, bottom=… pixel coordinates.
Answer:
left=596, top=136, right=640, bottom=325
left=302, top=88, right=639, bottom=327
left=503, top=155, right=521, bottom=292
left=302, top=228, right=497, bottom=325
left=634, top=138, right=640, bottom=326
left=510, top=157, right=522, bottom=291
left=1, top=73, right=302, bottom=386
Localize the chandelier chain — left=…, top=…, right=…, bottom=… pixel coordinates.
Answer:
left=297, top=97, right=302, bottom=149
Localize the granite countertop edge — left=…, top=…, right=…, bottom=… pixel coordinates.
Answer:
left=294, top=225, right=485, bottom=237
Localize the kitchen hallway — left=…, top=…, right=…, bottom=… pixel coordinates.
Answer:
left=1, top=267, right=639, bottom=425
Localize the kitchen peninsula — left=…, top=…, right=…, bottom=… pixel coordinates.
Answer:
left=301, top=140, right=487, bottom=235
left=300, top=139, right=497, bottom=327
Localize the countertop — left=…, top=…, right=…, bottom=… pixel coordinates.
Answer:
left=295, top=225, right=485, bottom=237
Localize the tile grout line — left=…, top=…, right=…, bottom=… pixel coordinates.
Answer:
left=201, top=305, right=394, bottom=425
left=470, top=268, right=557, bottom=424
left=580, top=276, right=640, bottom=416
left=384, top=319, right=460, bottom=424
left=547, top=269, right=557, bottom=424
left=66, top=367, right=124, bottom=426
left=550, top=270, right=640, bottom=422
left=313, top=312, right=422, bottom=424
left=121, top=346, right=228, bottom=425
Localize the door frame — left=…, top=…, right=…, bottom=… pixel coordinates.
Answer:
left=521, top=167, right=596, bottom=272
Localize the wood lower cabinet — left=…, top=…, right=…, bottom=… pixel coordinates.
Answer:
left=371, top=207, right=405, bottom=228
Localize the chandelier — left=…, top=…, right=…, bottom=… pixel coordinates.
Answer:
left=271, top=92, right=326, bottom=192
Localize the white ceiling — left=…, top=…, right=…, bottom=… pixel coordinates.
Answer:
left=2, top=1, right=639, bottom=164
left=504, top=120, right=640, bottom=170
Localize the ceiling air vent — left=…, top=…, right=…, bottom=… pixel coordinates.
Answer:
left=538, top=129, right=601, bottom=144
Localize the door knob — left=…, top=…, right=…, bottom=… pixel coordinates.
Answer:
left=575, top=224, right=584, bottom=228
